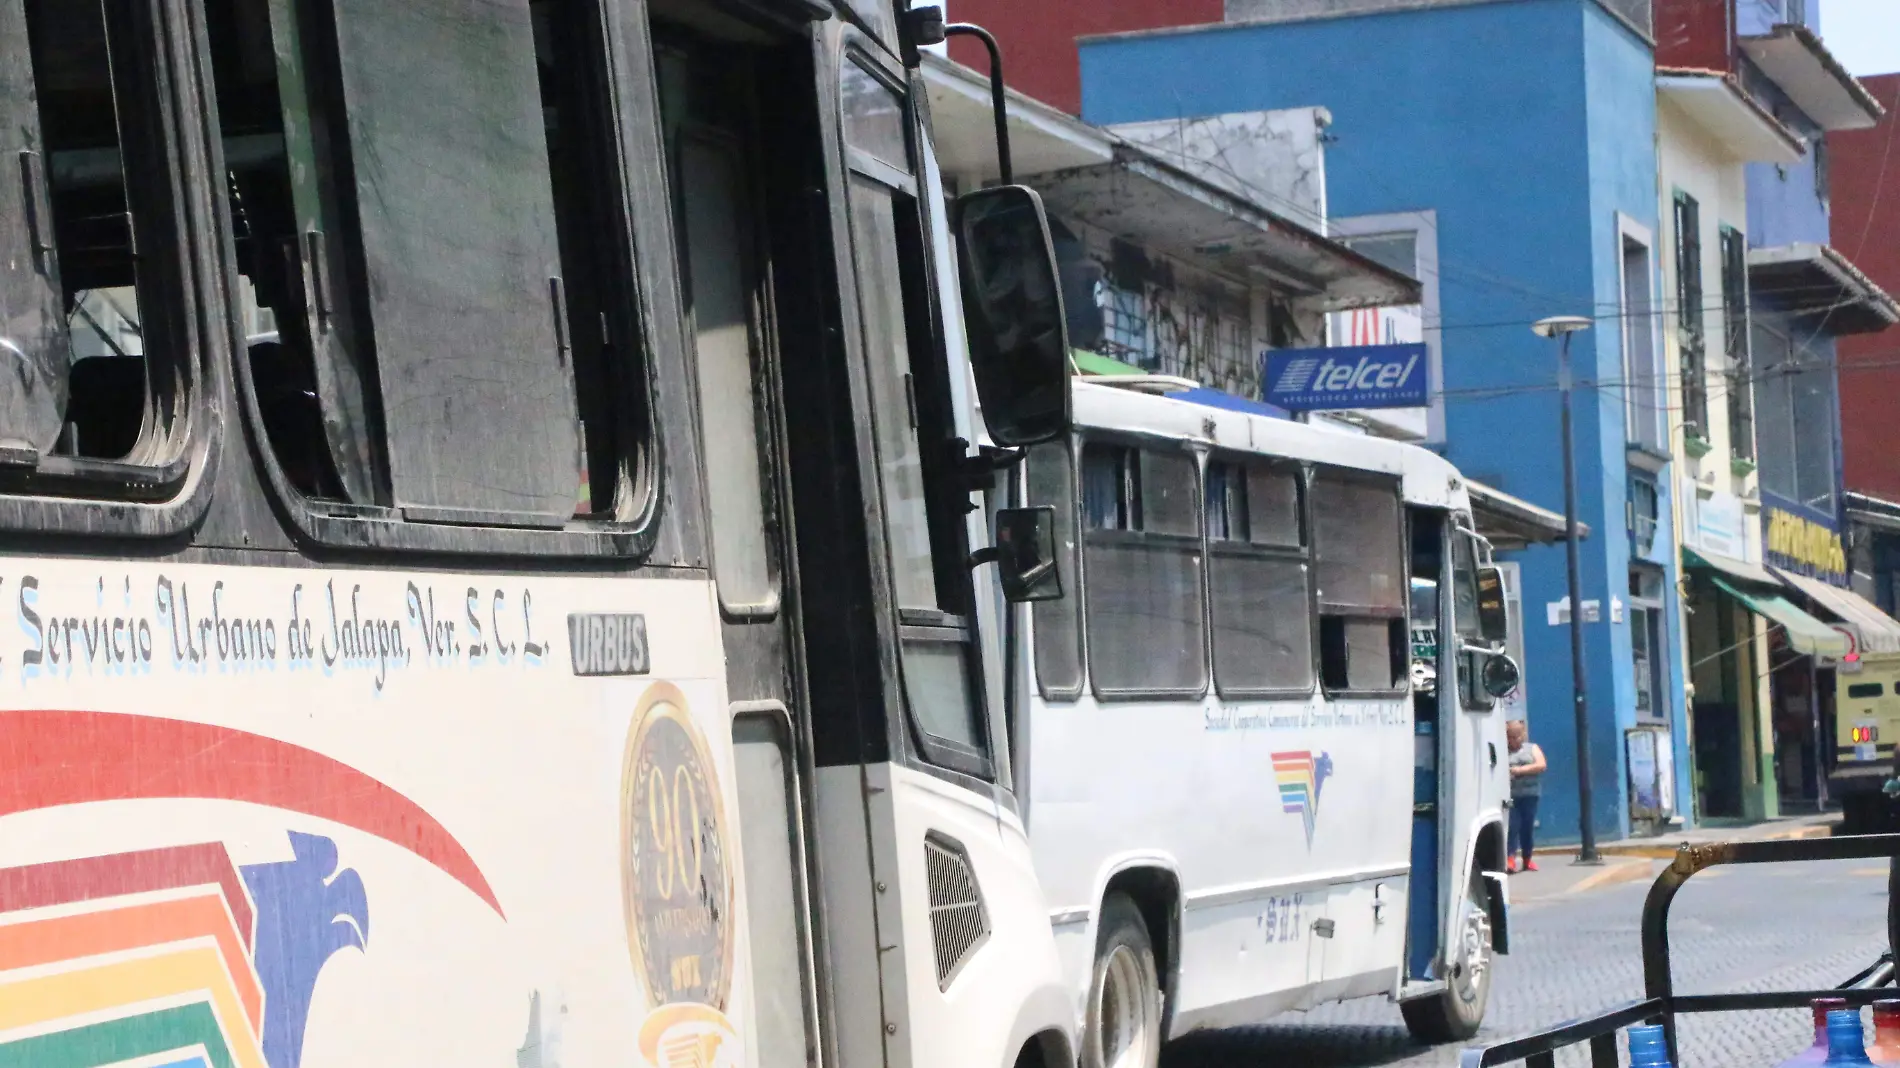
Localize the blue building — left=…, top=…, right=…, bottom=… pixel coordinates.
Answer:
left=1073, top=0, right=1690, bottom=842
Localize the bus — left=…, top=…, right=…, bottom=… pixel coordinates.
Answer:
left=1016, top=379, right=1521, bottom=1068
left=1834, top=652, right=1900, bottom=833
left=0, top=3, right=1080, bottom=1068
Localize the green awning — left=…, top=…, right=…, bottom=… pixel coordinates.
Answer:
left=1071, top=349, right=1144, bottom=376
left=1711, top=575, right=1851, bottom=659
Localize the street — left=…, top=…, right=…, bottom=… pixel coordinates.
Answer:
left=1161, top=857, right=1891, bottom=1068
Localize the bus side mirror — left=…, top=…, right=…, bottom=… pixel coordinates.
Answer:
left=978, top=506, right=1064, bottom=603
left=1476, top=565, right=1509, bottom=644
left=1480, top=653, right=1521, bottom=699
left=953, top=185, right=1072, bottom=448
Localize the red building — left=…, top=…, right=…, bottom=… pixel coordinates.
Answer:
left=1831, top=72, right=1900, bottom=503
left=944, top=0, right=1217, bottom=114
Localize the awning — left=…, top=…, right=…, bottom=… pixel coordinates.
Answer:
left=1656, top=69, right=1805, bottom=164
left=921, top=54, right=1115, bottom=183
left=1033, top=146, right=1422, bottom=313
left=1773, top=567, right=1900, bottom=656
left=1711, top=576, right=1852, bottom=659
left=1738, top=24, right=1884, bottom=132
left=1467, top=479, right=1584, bottom=547
left=1748, top=243, right=1900, bottom=335
left=1684, top=545, right=1780, bottom=587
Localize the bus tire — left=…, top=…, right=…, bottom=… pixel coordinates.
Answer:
left=1084, top=893, right=1162, bottom=1068
left=1400, top=875, right=1492, bottom=1043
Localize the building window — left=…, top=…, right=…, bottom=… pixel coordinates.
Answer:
left=1674, top=191, right=1709, bottom=438
left=1720, top=226, right=1754, bottom=461
left=1343, top=232, right=1418, bottom=278
left=1100, top=282, right=1148, bottom=365
left=1751, top=322, right=1837, bottom=516
left=1630, top=473, right=1660, bottom=557
left=1631, top=568, right=1668, bottom=722
left=1621, top=230, right=1666, bottom=451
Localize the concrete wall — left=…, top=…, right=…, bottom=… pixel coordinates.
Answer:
left=1077, top=0, right=1681, bottom=840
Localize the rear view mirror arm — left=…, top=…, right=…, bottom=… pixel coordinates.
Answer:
left=943, top=23, right=1012, bottom=183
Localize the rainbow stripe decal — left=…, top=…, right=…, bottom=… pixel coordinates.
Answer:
left=1271, top=750, right=1334, bottom=846
left=0, top=710, right=498, bottom=1068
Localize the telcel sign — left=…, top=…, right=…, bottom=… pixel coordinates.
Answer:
left=1264, top=343, right=1429, bottom=411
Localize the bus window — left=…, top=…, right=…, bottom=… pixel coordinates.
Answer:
left=1451, top=528, right=1483, bottom=642
left=1849, top=682, right=1886, bottom=699
left=1207, top=459, right=1312, bottom=696
left=204, top=0, right=648, bottom=529
left=1027, top=441, right=1082, bottom=697
left=1, top=0, right=190, bottom=478
left=1313, top=471, right=1407, bottom=693
left=1082, top=442, right=1206, bottom=697
left=841, top=56, right=990, bottom=772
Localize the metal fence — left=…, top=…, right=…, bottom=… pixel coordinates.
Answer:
left=1459, top=834, right=1900, bottom=1068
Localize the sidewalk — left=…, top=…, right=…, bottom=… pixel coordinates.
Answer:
left=1506, top=812, right=1840, bottom=905
left=1532, top=811, right=1839, bottom=860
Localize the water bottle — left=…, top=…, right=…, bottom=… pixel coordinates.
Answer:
left=1867, top=1001, right=1900, bottom=1067
left=1825, top=1008, right=1877, bottom=1067
left=1629, top=1024, right=1672, bottom=1068
left=1783, top=999, right=1854, bottom=1068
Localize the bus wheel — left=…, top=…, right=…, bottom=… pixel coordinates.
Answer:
left=1085, top=893, right=1162, bottom=1068
left=1401, top=875, right=1492, bottom=1043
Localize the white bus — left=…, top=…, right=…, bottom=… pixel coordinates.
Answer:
left=0, top=3, right=1081, bottom=1068
left=1015, top=379, right=1520, bottom=1068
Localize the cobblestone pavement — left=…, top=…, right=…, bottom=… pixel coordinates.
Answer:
left=1161, top=858, right=1891, bottom=1068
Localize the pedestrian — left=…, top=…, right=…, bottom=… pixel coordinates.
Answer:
left=1507, top=719, right=1546, bottom=873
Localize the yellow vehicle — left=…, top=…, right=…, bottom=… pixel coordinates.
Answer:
left=1834, top=653, right=1900, bottom=832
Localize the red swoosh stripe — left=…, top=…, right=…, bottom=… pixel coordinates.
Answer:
left=0, top=709, right=502, bottom=916
left=0, top=843, right=256, bottom=947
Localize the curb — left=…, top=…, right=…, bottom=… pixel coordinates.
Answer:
left=1531, top=822, right=1835, bottom=860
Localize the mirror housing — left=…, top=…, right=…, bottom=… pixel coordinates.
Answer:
left=953, top=186, right=1072, bottom=448
left=1480, top=653, right=1521, bottom=700
left=1475, top=565, right=1509, bottom=644
left=984, top=506, right=1064, bottom=603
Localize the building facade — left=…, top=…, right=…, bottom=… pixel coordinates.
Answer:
left=1009, top=0, right=1690, bottom=842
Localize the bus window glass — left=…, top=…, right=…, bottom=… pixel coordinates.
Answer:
left=1849, top=682, right=1885, bottom=699
left=677, top=135, right=774, bottom=608
left=1207, top=458, right=1311, bottom=695
left=1451, top=530, right=1482, bottom=641
left=1084, top=443, right=1206, bottom=696
left=1028, top=441, right=1082, bottom=695
left=842, top=60, right=907, bottom=175
left=5, top=0, right=189, bottom=474
left=1313, top=471, right=1406, bottom=692
left=207, top=0, right=649, bottom=530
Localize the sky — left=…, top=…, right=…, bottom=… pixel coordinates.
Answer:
left=1823, top=0, right=1900, bottom=77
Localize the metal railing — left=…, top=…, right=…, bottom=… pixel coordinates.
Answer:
left=1460, top=833, right=1900, bottom=1068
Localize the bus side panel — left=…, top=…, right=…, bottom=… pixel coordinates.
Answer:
left=0, top=559, right=749, bottom=1068
left=1835, top=657, right=1900, bottom=806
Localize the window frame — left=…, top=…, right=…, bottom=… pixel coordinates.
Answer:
left=1079, top=431, right=1210, bottom=702
left=835, top=41, right=994, bottom=781
left=218, top=0, right=671, bottom=559
left=1310, top=465, right=1410, bottom=697
left=1027, top=435, right=1086, bottom=701
left=1204, top=451, right=1316, bottom=700
left=0, top=0, right=225, bottom=538
left=1673, top=190, right=1709, bottom=437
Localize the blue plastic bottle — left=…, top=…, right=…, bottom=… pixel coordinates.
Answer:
left=1784, top=999, right=1855, bottom=1068
left=1826, top=1009, right=1878, bottom=1068
left=1629, top=1024, right=1672, bottom=1068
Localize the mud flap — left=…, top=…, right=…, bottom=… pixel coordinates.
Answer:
left=1481, top=870, right=1509, bottom=955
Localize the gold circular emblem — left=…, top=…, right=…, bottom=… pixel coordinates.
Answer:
left=621, top=682, right=733, bottom=1010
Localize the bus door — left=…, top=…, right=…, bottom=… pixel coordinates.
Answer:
left=654, top=23, right=824, bottom=1068
left=1404, top=508, right=1446, bottom=982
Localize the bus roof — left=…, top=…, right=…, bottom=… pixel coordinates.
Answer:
left=1072, top=379, right=1469, bottom=512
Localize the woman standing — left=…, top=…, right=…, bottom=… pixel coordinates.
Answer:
left=1507, top=720, right=1546, bottom=873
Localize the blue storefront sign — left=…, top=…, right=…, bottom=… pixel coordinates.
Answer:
left=1263, top=344, right=1429, bottom=411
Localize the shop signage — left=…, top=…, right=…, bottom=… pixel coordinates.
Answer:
left=1263, top=343, right=1429, bottom=411
left=1695, top=491, right=1747, bottom=560
left=1763, top=505, right=1847, bottom=585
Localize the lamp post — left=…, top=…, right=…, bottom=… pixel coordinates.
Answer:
left=1533, top=315, right=1601, bottom=865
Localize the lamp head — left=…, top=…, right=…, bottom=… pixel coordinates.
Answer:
left=1532, top=315, right=1594, bottom=338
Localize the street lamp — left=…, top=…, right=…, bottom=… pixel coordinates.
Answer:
left=1532, top=314, right=1602, bottom=865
